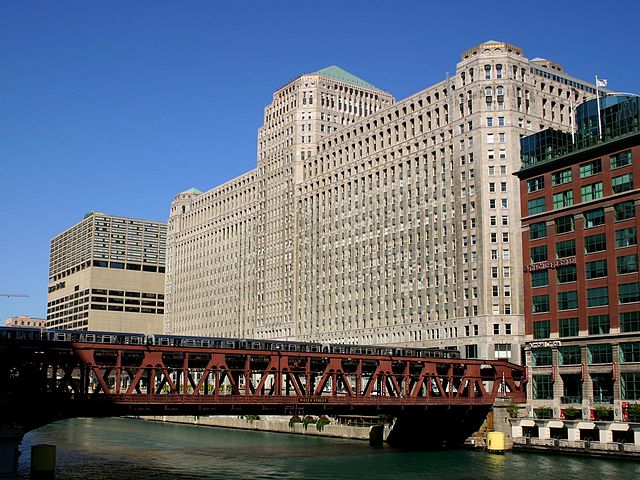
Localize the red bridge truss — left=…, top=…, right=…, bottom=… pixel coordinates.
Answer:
left=0, top=338, right=525, bottom=427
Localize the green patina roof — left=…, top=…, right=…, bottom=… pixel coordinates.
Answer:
left=181, top=187, right=202, bottom=194
left=314, top=66, right=383, bottom=92
left=481, top=40, right=501, bottom=45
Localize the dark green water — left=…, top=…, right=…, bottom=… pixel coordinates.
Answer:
left=18, top=418, right=640, bottom=479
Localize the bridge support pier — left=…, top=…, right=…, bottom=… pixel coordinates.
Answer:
left=490, top=397, right=515, bottom=450
left=0, top=428, right=23, bottom=479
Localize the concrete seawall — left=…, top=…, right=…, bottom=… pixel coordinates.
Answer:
left=144, top=415, right=390, bottom=442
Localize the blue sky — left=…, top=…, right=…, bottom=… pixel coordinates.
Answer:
left=1, top=1, right=639, bottom=321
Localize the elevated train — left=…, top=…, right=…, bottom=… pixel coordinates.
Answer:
left=0, top=326, right=461, bottom=359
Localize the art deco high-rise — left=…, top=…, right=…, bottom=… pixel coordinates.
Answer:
left=47, top=212, right=167, bottom=333
left=166, top=41, right=601, bottom=363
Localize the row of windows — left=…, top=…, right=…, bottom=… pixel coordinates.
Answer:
left=526, top=150, right=632, bottom=193
left=532, top=372, right=640, bottom=400
left=532, top=343, right=640, bottom=366
left=531, top=255, right=638, bottom=287
left=527, top=171, right=635, bottom=215
left=530, top=226, right=637, bottom=263
left=533, top=311, right=640, bottom=339
left=532, top=283, right=640, bottom=313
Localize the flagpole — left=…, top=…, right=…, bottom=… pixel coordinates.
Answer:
left=570, top=93, right=575, bottom=144
left=595, top=75, right=603, bottom=140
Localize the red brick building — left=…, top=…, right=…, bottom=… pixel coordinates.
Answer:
left=516, top=94, right=640, bottom=422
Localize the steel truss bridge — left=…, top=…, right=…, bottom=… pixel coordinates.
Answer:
left=0, top=336, right=526, bottom=431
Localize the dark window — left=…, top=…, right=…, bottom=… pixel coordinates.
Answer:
left=552, top=168, right=572, bottom=185
left=556, top=239, right=576, bottom=258
left=528, top=197, right=546, bottom=215
left=555, top=215, right=574, bottom=234
left=616, top=227, right=637, bottom=248
left=588, top=314, right=610, bottom=334
left=581, top=182, right=603, bottom=202
left=585, top=259, right=608, bottom=279
left=620, top=343, right=640, bottom=363
left=587, top=287, right=609, bottom=307
left=532, top=375, right=553, bottom=399
left=621, top=312, right=640, bottom=333
left=579, top=159, right=602, bottom=178
left=589, top=344, right=612, bottom=364
left=553, top=189, right=573, bottom=209
left=465, top=344, right=478, bottom=359
left=621, top=372, right=640, bottom=400
left=558, top=291, right=578, bottom=310
left=584, top=208, right=605, bottom=228
left=557, top=264, right=577, bottom=283
left=610, top=150, right=632, bottom=169
left=619, top=283, right=640, bottom=303
left=559, top=317, right=579, bottom=337
left=531, top=270, right=548, bottom=287
left=110, top=262, right=124, bottom=269
left=532, top=295, right=550, bottom=314
left=532, top=348, right=552, bottom=366
left=527, top=176, right=545, bottom=193
left=612, top=173, right=633, bottom=193
left=559, top=345, right=581, bottom=364
left=614, top=200, right=635, bottom=221
left=529, top=221, right=547, bottom=239
left=530, top=245, right=548, bottom=263
left=533, top=319, right=550, bottom=337
left=617, top=254, right=639, bottom=274
left=585, top=233, right=607, bottom=253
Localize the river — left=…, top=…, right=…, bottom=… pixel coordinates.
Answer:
left=18, top=418, right=640, bottom=479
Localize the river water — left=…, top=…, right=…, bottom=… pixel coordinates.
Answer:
left=18, top=418, right=640, bottom=479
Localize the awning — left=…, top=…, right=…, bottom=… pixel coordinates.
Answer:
left=548, top=420, right=564, bottom=428
left=519, top=419, right=536, bottom=427
left=610, top=423, right=629, bottom=431
left=577, top=421, right=596, bottom=429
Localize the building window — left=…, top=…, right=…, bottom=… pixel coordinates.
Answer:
left=579, top=159, right=602, bottom=178
left=465, top=344, right=478, bottom=359
left=558, top=291, right=578, bottom=310
left=552, top=168, right=572, bottom=185
left=493, top=324, right=500, bottom=335
left=556, top=239, right=576, bottom=258
left=585, top=233, right=607, bottom=253
left=588, top=344, right=612, bottom=364
left=532, top=348, right=553, bottom=366
left=527, top=176, right=544, bottom=193
left=612, top=173, right=633, bottom=193
left=615, top=227, right=637, bottom=248
left=581, top=182, right=604, bottom=202
left=531, top=270, right=548, bottom=287
left=532, top=296, right=550, bottom=314
left=614, top=200, right=635, bottom=221
left=610, top=150, right=632, bottom=169
left=559, top=345, right=581, bottom=365
left=617, top=254, right=639, bottom=274
left=619, top=282, right=640, bottom=304
left=555, top=215, right=574, bottom=234
left=553, top=190, right=573, bottom=209
left=532, top=375, right=553, bottom=400
left=587, top=287, right=609, bottom=307
left=556, top=264, right=577, bottom=283
left=486, top=117, right=494, bottom=127
left=528, top=197, right=546, bottom=215
left=530, top=245, right=548, bottom=263
left=620, top=343, right=640, bottom=363
left=533, top=319, right=551, bottom=339
left=584, top=208, right=605, bottom=228
left=588, top=314, right=610, bottom=334
left=621, top=372, right=640, bottom=400
left=529, top=222, right=547, bottom=239
left=559, top=317, right=579, bottom=337
left=621, top=312, right=640, bottom=333
left=585, top=259, right=608, bottom=279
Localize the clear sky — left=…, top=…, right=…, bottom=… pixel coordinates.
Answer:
left=1, top=0, right=639, bottom=322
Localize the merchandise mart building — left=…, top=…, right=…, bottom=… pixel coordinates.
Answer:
left=47, top=212, right=167, bottom=333
left=517, top=94, right=640, bottom=418
left=167, top=41, right=601, bottom=364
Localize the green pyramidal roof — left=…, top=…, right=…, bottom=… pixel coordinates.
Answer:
left=181, top=187, right=202, bottom=194
left=314, top=66, right=383, bottom=92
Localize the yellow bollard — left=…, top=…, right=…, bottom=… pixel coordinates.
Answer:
left=486, top=431, right=505, bottom=454
left=31, top=444, right=56, bottom=479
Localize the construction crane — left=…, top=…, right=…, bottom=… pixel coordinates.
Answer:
left=0, top=293, right=29, bottom=298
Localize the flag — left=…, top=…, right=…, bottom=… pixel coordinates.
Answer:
left=596, top=78, right=608, bottom=87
